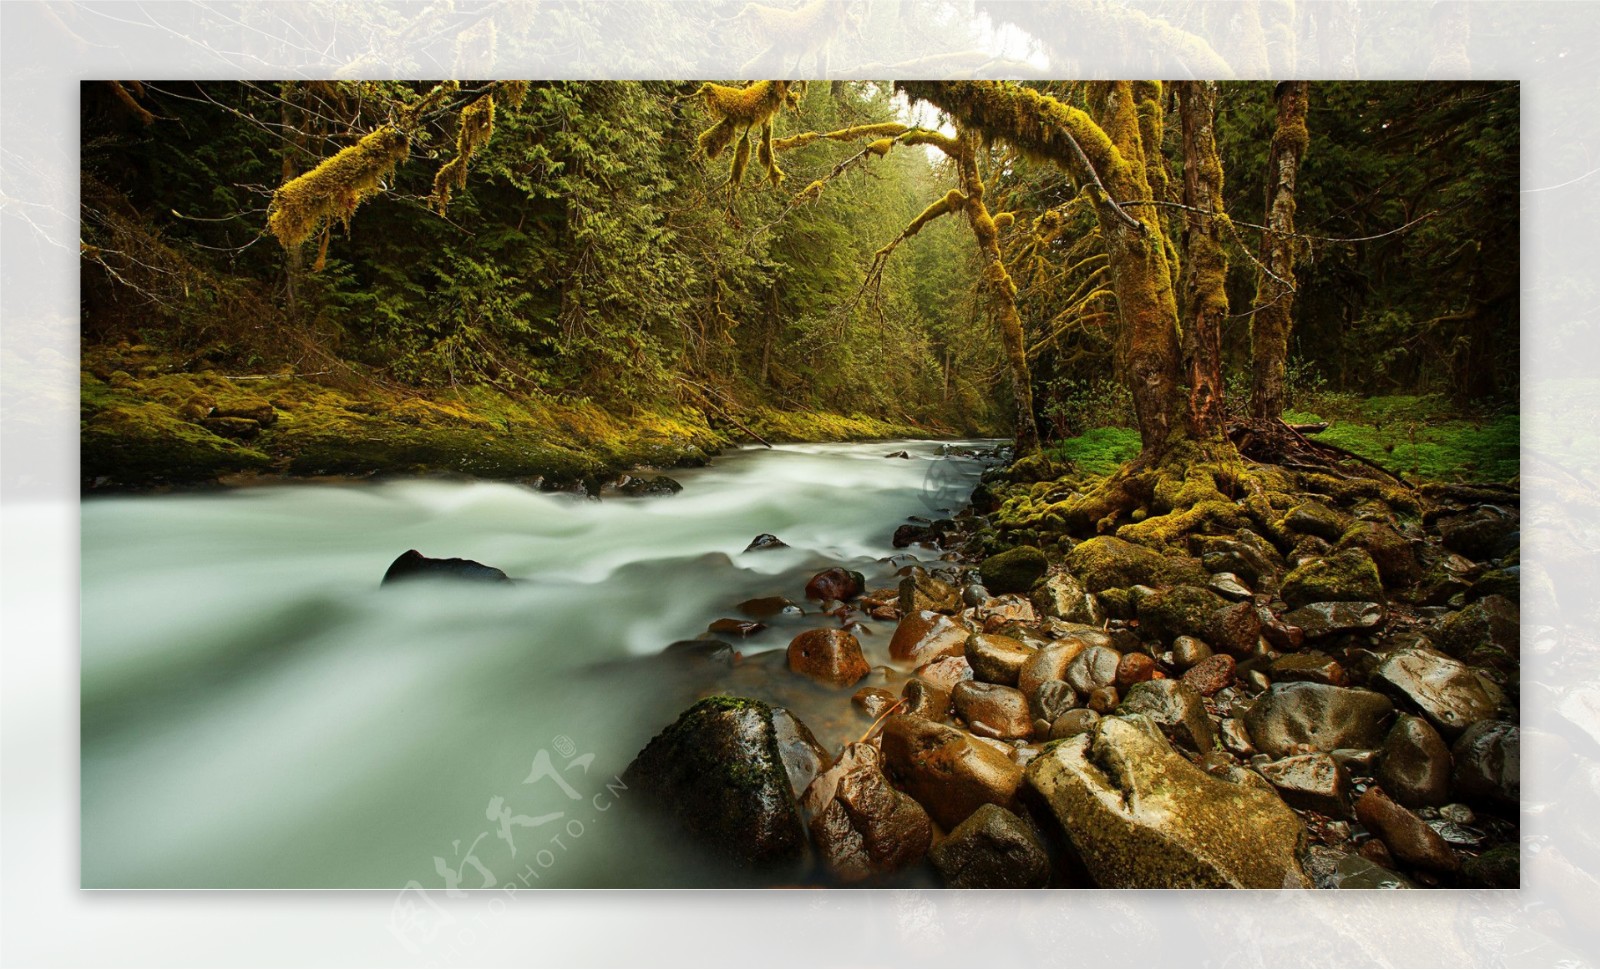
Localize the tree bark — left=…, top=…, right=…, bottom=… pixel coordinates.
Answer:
left=1250, top=80, right=1309, bottom=422
left=1176, top=80, right=1230, bottom=441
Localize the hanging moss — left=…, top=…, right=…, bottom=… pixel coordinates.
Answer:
left=266, top=125, right=410, bottom=248
left=430, top=94, right=496, bottom=213
left=731, top=129, right=753, bottom=184
left=493, top=80, right=530, bottom=109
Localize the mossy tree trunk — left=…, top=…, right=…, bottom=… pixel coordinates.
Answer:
left=1176, top=80, right=1229, bottom=441
left=1249, top=80, right=1309, bottom=423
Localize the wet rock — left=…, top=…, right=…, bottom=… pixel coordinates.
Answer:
left=1451, top=720, right=1519, bottom=807
left=1243, top=683, right=1395, bottom=758
left=1257, top=753, right=1352, bottom=817
left=1172, top=635, right=1213, bottom=671
left=1031, top=679, right=1078, bottom=722
left=1258, top=608, right=1305, bottom=651
left=1017, top=637, right=1093, bottom=696
left=1209, top=572, right=1253, bottom=601
left=884, top=450, right=912, bottom=459
left=1026, top=714, right=1310, bottom=888
left=771, top=707, right=832, bottom=800
left=1280, top=549, right=1383, bottom=609
left=1289, top=534, right=1334, bottom=566
left=1031, top=571, right=1104, bottom=625
left=1137, top=585, right=1228, bottom=643
left=961, top=583, right=990, bottom=608
left=743, top=533, right=788, bottom=552
left=952, top=682, right=1034, bottom=740
left=1282, top=501, right=1350, bottom=542
left=1066, top=536, right=1205, bottom=593
left=737, top=595, right=801, bottom=619
left=1193, top=531, right=1283, bottom=587
left=1437, top=506, right=1518, bottom=560
left=1208, top=600, right=1264, bottom=657
left=1050, top=708, right=1100, bottom=740
left=786, top=629, right=870, bottom=688
left=1220, top=717, right=1255, bottom=757
left=1268, top=651, right=1348, bottom=687
left=805, top=567, right=867, bottom=603
left=1377, top=715, right=1453, bottom=808
left=888, top=610, right=969, bottom=665
left=1354, top=787, right=1459, bottom=873
left=1460, top=843, right=1519, bottom=889
left=852, top=687, right=898, bottom=720
left=802, top=743, right=931, bottom=881
left=381, top=549, right=509, bottom=585
left=929, top=803, right=1050, bottom=889
left=1087, top=686, right=1120, bottom=714
left=662, top=638, right=739, bottom=665
left=1064, top=645, right=1122, bottom=696
left=898, top=571, right=960, bottom=614
left=623, top=697, right=809, bottom=872
left=1359, top=837, right=1398, bottom=869
left=880, top=715, right=1025, bottom=830
left=1115, top=652, right=1159, bottom=690
left=980, top=545, right=1049, bottom=594
left=617, top=474, right=682, bottom=496
left=892, top=523, right=937, bottom=548
left=900, top=677, right=951, bottom=721
left=1337, top=520, right=1422, bottom=587
left=912, top=655, right=973, bottom=694
left=1331, top=852, right=1416, bottom=889
left=1118, top=679, right=1213, bottom=754
left=1435, top=594, right=1519, bottom=662
left=1181, top=654, right=1235, bottom=697
left=974, top=594, right=1037, bottom=630
left=1372, top=646, right=1500, bottom=737
left=1281, top=601, right=1385, bottom=640
left=964, top=633, right=1035, bottom=686
left=709, top=618, right=766, bottom=638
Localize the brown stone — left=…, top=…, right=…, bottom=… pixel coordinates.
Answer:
left=1181, top=653, right=1236, bottom=696
left=965, top=632, right=1036, bottom=686
left=900, top=678, right=951, bottom=721
left=913, top=655, right=974, bottom=694
left=1354, top=787, right=1460, bottom=873
left=787, top=628, right=869, bottom=688
left=952, top=681, right=1034, bottom=740
left=709, top=617, right=767, bottom=638
left=880, top=715, right=1025, bottom=830
left=889, top=610, right=969, bottom=665
left=804, top=744, right=932, bottom=881
left=1115, top=652, right=1159, bottom=690
left=805, top=567, right=865, bottom=603
left=851, top=687, right=899, bottom=720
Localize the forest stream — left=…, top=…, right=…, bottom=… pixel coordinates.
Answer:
left=81, top=439, right=994, bottom=888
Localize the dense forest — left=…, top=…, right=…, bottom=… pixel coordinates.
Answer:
left=80, top=77, right=1516, bottom=491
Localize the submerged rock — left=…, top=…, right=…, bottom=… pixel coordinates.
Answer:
left=1025, top=714, right=1310, bottom=888
left=616, top=474, right=682, bottom=497
left=736, top=595, right=801, bottom=619
left=622, top=697, right=809, bottom=873
left=744, top=533, right=788, bottom=552
left=381, top=549, right=509, bottom=585
left=929, top=803, right=1050, bottom=889
left=880, top=715, right=1024, bottom=830
left=805, top=567, right=866, bottom=603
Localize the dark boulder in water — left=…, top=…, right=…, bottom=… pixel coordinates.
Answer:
left=744, top=533, right=788, bottom=552
left=616, top=474, right=682, bottom=497
left=381, top=549, right=509, bottom=586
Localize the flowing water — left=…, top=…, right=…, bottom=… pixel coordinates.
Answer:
left=81, top=439, right=996, bottom=888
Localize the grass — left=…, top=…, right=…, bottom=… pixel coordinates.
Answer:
left=1045, top=426, right=1142, bottom=475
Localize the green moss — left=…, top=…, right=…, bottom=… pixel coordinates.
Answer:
left=1044, top=427, right=1141, bottom=476
left=980, top=544, right=1049, bottom=594
left=1279, top=548, right=1383, bottom=608
left=1065, top=535, right=1207, bottom=593
left=1285, top=398, right=1517, bottom=484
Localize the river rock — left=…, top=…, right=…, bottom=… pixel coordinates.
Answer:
left=1209, top=572, right=1253, bottom=601
left=1208, top=601, right=1263, bottom=656
left=1437, top=506, right=1518, bottom=560
left=1087, top=686, right=1120, bottom=713
left=1282, top=500, right=1350, bottom=542
left=743, top=533, right=788, bottom=552
left=852, top=687, right=898, bottom=720
left=1280, top=549, right=1383, bottom=609
left=1435, top=594, right=1519, bottom=662
left=1257, top=753, right=1352, bottom=817
left=1354, top=787, right=1459, bottom=873
left=952, top=682, right=1034, bottom=740
left=709, top=618, right=766, bottom=638
left=1268, top=651, right=1347, bottom=687
left=900, top=678, right=951, bottom=721
left=622, top=697, right=808, bottom=872
left=1017, top=637, right=1093, bottom=696
left=1451, top=720, right=1519, bottom=807
left=786, top=629, right=869, bottom=687
left=964, top=633, right=1035, bottom=686
left=889, top=610, right=968, bottom=665
left=1337, top=520, right=1422, bottom=587
left=1115, top=652, right=1159, bottom=690
left=1378, top=714, right=1453, bottom=808
left=772, top=707, right=832, bottom=799
left=1282, top=601, right=1385, bottom=640
left=1118, top=679, right=1213, bottom=754
left=928, top=803, right=1050, bottom=889
left=737, top=595, right=800, bottom=619
left=1063, top=644, right=1121, bottom=696
left=1181, top=654, right=1235, bottom=697
left=803, top=743, right=931, bottom=881
left=1243, top=682, right=1395, bottom=758
left=980, top=545, right=1048, bottom=594
left=892, top=523, right=937, bottom=548
left=617, top=474, right=682, bottom=496
left=899, top=571, right=960, bottom=614
left=1031, top=571, right=1105, bottom=625
left=1193, top=531, right=1283, bottom=587
left=1025, top=714, right=1310, bottom=888
left=1050, top=708, right=1100, bottom=740
left=880, top=715, right=1025, bottom=830
left=1372, top=646, right=1500, bottom=737
left=805, top=566, right=866, bottom=603
left=1460, top=843, right=1519, bottom=889
left=1031, top=679, right=1078, bottom=722
left=381, top=549, right=509, bottom=585
left=912, top=655, right=974, bottom=694
left=1220, top=717, right=1255, bottom=757
left=1138, top=585, right=1228, bottom=642
left=1172, top=636, right=1213, bottom=670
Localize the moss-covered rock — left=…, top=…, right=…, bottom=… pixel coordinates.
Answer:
left=1337, top=520, right=1422, bottom=588
left=980, top=545, right=1049, bottom=594
left=1279, top=500, right=1350, bottom=542
left=1064, top=536, right=1207, bottom=593
left=1279, top=548, right=1383, bottom=608
left=1136, top=584, right=1229, bottom=643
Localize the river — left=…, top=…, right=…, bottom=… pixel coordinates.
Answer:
left=80, top=439, right=996, bottom=888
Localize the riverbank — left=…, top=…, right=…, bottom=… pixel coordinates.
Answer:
left=80, top=343, right=966, bottom=492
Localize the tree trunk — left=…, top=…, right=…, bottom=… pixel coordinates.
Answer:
left=1176, top=81, right=1230, bottom=441
left=1250, top=80, right=1309, bottom=422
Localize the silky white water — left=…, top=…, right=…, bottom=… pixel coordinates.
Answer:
left=80, top=439, right=993, bottom=888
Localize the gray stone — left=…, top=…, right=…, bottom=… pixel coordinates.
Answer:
left=1257, top=753, right=1353, bottom=817
left=1025, top=715, right=1310, bottom=888
left=1064, top=644, right=1122, bottom=695
left=1377, top=714, right=1453, bottom=808
left=1281, top=601, right=1385, bottom=640
left=1269, top=650, right=1348, bottom=687
left=1118, top=679, right=1215, bottom=754
left=1243, top=682, right=1395, bottom=758
left=1049, top=708, right=1100, bottom=740
left=1172, top=635, right=1213, bottom=671
left=1209, top=572, right=1253, bottom=601
left=1451, top=720, right=1519, bottom=807
left=928, top=803, right=1050, bottom=888
left=1372, top=646, right=1501, bottom=738
left=1031, top=571, right=1105, bottom=626
left=1031, top=679, right=1078, bottom=722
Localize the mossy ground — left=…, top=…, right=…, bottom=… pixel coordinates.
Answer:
left=1285, top=395, right=1518, bottom=484
left=79, top=344, right=936, bottom=491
